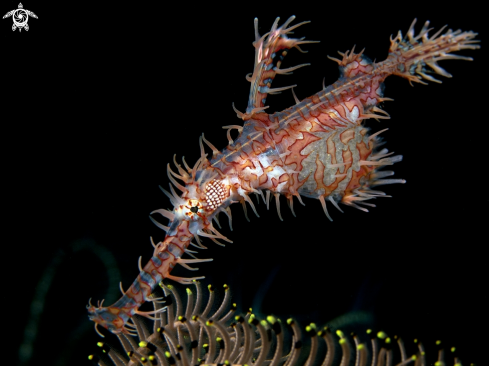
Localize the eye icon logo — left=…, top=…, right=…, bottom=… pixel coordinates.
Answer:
left=3, top=3, right=37, bottom=32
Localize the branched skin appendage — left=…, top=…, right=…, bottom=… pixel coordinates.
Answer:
left=87, top=16, right=479, bottom=336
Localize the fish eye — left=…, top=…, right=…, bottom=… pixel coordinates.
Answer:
left=190, top=206, right=199, bottom=213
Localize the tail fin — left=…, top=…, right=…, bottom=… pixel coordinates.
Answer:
left=383, top=19, right=480, bottom=85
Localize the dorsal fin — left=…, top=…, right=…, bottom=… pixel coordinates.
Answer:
left=244, top=16, right=318, bottom=118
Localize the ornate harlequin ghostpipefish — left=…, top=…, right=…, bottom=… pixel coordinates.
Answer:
left=87, top=16, right=479, bottom=337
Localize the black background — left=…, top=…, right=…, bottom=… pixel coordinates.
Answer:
left=2, top=2, right=486, bottom=365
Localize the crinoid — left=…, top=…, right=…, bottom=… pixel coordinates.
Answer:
left=88, top=282, right=462, bottom=366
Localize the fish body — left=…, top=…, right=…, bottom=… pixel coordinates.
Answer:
left=87, top=16, right=479, bottom=336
